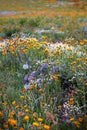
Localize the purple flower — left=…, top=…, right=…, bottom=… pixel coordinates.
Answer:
left=30, top=71, right=38, bottom=77
left=40, top=62, right=48, bottom=71
left=24, top=74, right=29, bottom=81
left=39, top=73, right=44, bottom=78
left=28, top=76, right=34, bottom=82
left=50, top=65, right=59, bottom=74
left=53, top=65, right=59, bottom=71
left=36, top=78, right=42, bottom=86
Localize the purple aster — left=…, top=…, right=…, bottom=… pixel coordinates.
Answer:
left=40, top=62, right=48, bottom=72
left=50, top=65, right=59, bottom=74
left=24, top=74, right=29, bottom=81
left=28, top=76, right=34, bottom=82
left=36, top=78, right=42, bottom=86
left=30, top=71, right=38, bottom=77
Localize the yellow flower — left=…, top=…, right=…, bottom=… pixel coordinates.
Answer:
left=70, top=118, right=74, bottom=121
left=38, top=88, right=43, bottom=92
left=85, top=58, right=87, bottom=61
left=80, top=41, right=84, bottom=45
left=78, top=117, right=83, bottom=122
left=15, top=105, right=19, bottom=109
left=33, top=122, right=39, bottom=127
left=85, top=81, right=87, bottom=86
left=23, top=115, right=29, bottom=120
left=71, top=61, right=76, bottom=65
left=38, top=118, right=43, bottom=122
left=68, top=100, right=74, bottom=105
left=77, top=58, right=82, bottom=61
left=33, top=112, right=37, bottom=117
left=3, top=122, right=8, bottom=128
left=83, top=39, right=87, bottom=42
left=41, top=36, right=46, bottom=39
left=8, top=111, right=15, bottom=118
left=84, top=62, right=87, bottom=65
left=23, top=105, right=27, bottom=108
left=0, top=111, right=2, bottom=116
left=8, top=118, right=16, bottom=126
left=19, top=127, right=24, bottom=130
left=43, top=124, right=50, bottom=130
left=77, top=65, right=81, bottom=68
left=20, top=95, right=24, bottom=99
left=9, top=45, right=14, bottom=50
left=12, top=101, right=16, bottom=105
left=69, top=98, right=74, bottom=101
left=1, top=49, right=6, bottom=55
left=73, top=121, right=80, bottom=125
left=11, top=111, right=15, bottom=115
left=25, top=109, right=29, bottom=113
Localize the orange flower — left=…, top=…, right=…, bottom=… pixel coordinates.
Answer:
left=38, top=88, right=43, bottom=92
left=38, top=118, right=43, bottom=122
left=8, top=118, right=16, bottom=126
left=69, top=98, right=74, bottom=101
left=15, top=105, right=19, bottom=109
left=12, top=101, right=16, bottom=105
left=78, top=117, right=83, bottom=122
left=32, top=112, right=37, bottom=117
left=43, top=124, right=50, bottom=130
left=71, top=61, right=76, bottom=65
left=73, top=121, right=80, bottom=125
left=19, top=127, right=24, bottom=130
left=3, top=122, right=8, bottom=128
left=0, top=111, right=2, bottom=116
left=70, top=118, right=74, bottom=121
left=25, top=109, right=29, bottom=113
left=33, top=122, right=39, bottom=127
left=68, top=101, right=74, bottom=105
left=23, top=115, right=29, bottom=120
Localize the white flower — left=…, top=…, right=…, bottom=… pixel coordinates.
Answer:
left=23, top=63, right=29, bottom=70
left=24, top=83, right=30, bottom=90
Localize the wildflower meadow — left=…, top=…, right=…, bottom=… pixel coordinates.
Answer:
left=0, top=0, right=87, bottom=130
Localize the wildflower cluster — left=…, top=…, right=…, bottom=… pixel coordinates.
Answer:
left=0, top=36, right=87, bottom=130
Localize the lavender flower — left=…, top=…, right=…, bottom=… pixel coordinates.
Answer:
left=36, top=78, right=42, bottom=86
left=24, top=74, right=29, bottom=81
left=30, top=71, right=38, bottom=77
left=28, top=76, right=34, bottom=82
left=40, top=62, right=48, bottom=72
left=50, top=65, right=59, bottom=74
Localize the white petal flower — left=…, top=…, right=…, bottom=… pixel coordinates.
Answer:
left=24, top=83, right=30, bottom=90
left=23, top=63, right=29, bottom=70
